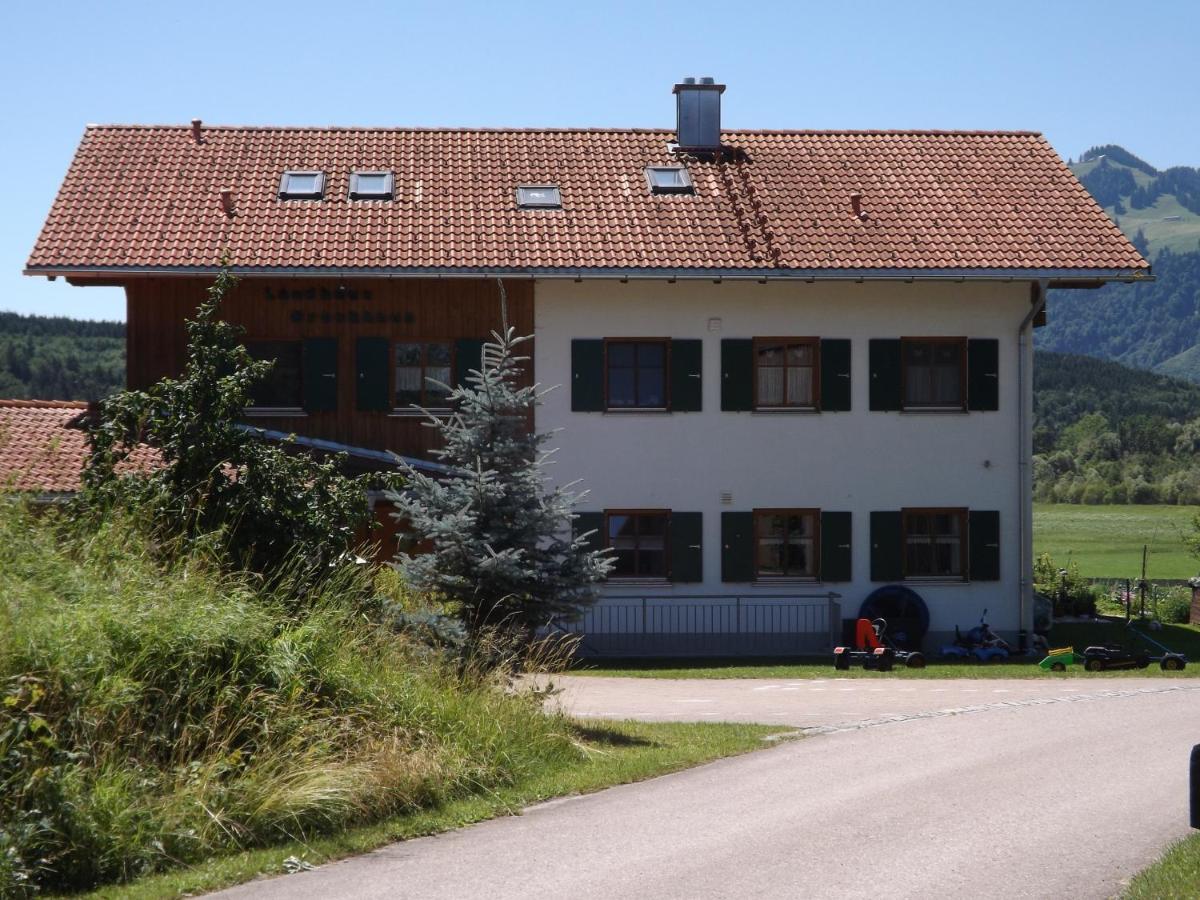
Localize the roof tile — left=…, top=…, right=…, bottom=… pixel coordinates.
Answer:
left=27, top=127, right=1146, bottom=273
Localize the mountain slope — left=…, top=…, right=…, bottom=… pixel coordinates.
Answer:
left=1037, top=146, right=1200, bottom=382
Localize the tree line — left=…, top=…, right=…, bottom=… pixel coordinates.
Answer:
left=0, top=311, right=125, bottom=400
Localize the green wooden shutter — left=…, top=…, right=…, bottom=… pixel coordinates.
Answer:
left=870, top=511, right=903, bottom=581
left=720, top=339, right=754, bottom=411
left=869, top=339, right=902, bottom=411
left=356, top=337, right=390, bottom=412
left=967, top=339, right=1000, bottom=411
left=968, top=510, right=1001, bottom=581
left=571, top=340, right=604, bottom=412
left=455, top=338, right=485, bottom=390
left=721, top=511, right=754, bottom=582
left=669, top=512, right=703, bottom=582
left=573, top=512, right=606, bottom=555
left=820, top=511, right=852, bottom=582
left=670, top=339, right=703, bottom=412
left=302, top=338, right=338, bottom=412
left=819, top=339, right=851, bottom=412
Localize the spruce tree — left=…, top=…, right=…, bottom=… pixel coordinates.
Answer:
left=387, top=322, right=611, bottom=638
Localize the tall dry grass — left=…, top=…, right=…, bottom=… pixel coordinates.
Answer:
left=0, top=500, right=579, bottom=896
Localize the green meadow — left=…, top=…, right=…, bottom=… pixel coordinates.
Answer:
left=1033, top=503, right=1199, bottom=580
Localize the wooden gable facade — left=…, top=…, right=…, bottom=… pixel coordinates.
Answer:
left=120, top=276, right=532, bottom=459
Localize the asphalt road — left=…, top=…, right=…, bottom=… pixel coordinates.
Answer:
left=216, top=679, right=1200, bottom=899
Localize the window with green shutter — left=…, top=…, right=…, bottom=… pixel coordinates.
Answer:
left=967, top=339, right=1000, bottom=411
left=721, top=511, right=754, bottom=582
left=870, top=511, right=904, bottom=581
left=968, top=510, right=1001, bottom=581
left=571, top=339, right=605, bottom=412
left=392, top=341, right=453, bottom=409
left=302, top=338, right=338, bottom=412
left=356, top=337, right=391, bottom=412
left=605, top=510, right=669, bottom=579
left=820, top=511, right=852, bottom=582
left=670, top=340, right=703, bottom=412
left=868, top=339, right=902, bottom=411
left=720, top=339, right=754, bottom=411
left=669, top=512, right=703, bottom=582
left=819, top=339, right=852, bottom=411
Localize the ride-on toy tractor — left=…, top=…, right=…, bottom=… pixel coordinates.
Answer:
left=834, top=618, right=926, bottom=671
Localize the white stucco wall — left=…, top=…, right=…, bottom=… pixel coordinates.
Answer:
left=534, top=278, right=1035, bottom=641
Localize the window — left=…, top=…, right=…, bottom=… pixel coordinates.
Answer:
left=349, top=171, right=394, bottom=200
left=645, top=166, right=694, bottom=194
left=278, top=170, right=325, bottom=200
left=903, top=508, right=966, bottom=579
left=754, top=509, right=819, bottom=579
left=516, top=185, right=562, bottom=208
left=606, top=511, right=669, bottom=578
left=902, top=338, right=965, bottom=409
left=245, top=340, right=303, bottom=409
left=605, top=339, right=668, bottom=409
left=394, top=341, right=453, bottom=409
left=754, top=339, right=819, bottom=409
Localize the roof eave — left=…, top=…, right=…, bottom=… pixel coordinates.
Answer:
left=25, top=264, right=1153, bottom=285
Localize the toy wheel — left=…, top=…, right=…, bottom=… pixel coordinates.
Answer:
left=1050, top=662, right=1066, bottom=672
left=875, top=654, right=894, bottom=673
left=1162, top=656, right=1185, bottom=671
left=1084, top=658, right=1104, bottom=672
left=834, top=654, right=850, bottom=671
left=905, top=653, right=926, bottom=669
left=1136, top=656, right=1150, bottom=669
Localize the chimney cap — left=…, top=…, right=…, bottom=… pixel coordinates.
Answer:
left=673, top=77, right=725, bottom=94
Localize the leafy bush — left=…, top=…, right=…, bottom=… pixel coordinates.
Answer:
left=1156, top=586, right=1192, bottom=625
left=83, top=269, right=372, bottom=580
left=1033, top=552, right=1098, bottom=617
left=0, top=500, right=579, bottom=896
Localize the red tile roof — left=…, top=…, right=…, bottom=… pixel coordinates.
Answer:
left=26, top=126, right=1147, bottom=275
left=0, top=400, right=158, bottom=494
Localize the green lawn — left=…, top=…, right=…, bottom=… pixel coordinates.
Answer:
left=1034, top=504, right=1199, bottom=580
left=1125, top=832, right=1200, bottom=899
left=572, top=622, right=1200, bottom=680
left=80, top=720, right=781, bottom=899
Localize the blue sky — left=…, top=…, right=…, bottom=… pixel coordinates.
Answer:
left=2, top=0, right=1196, bottom=321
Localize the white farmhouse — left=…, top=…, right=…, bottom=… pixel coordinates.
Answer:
left=24, top=78, right=1147, bottom=654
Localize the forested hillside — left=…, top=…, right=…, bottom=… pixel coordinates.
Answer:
left=1033, top=350, right=1200, bottom=504
left=0, top=311, right=125, bottom=400
left=1038, top=145, right=1200, bottom=382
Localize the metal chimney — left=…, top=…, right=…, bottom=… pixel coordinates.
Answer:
left=673, top=76, right=725, bottom=151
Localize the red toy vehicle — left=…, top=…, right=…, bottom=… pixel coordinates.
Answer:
left=834, top=618, right=926, bottom=671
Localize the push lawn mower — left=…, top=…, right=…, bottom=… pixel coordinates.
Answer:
left=834, top=617, right=926, bottom=671
left=1037, top=619, right=1187, bottom=672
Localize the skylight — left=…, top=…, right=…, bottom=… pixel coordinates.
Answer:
left=350, top=171, right=394, bottom=200
left=516, top=185, right=562, bottom=208
left=645, top=166, right=694, bottom=195
left=278, top=171, right=325, bottom=200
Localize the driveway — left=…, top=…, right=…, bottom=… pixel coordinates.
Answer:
left=215, top=678, right=1200, bottom=899
left=548, top=674, right=1197, bottom=731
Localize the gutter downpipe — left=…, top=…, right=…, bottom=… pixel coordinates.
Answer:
left=1017, top=280, right=1049, bottom=649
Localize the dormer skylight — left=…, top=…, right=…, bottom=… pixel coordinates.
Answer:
left=278, top=170, right=325, bottom=200
left=349, top=171, right=394, bottom=200
left=645, top=166, right=693, bottom=195
left=516, top=185, right=562, bottom=208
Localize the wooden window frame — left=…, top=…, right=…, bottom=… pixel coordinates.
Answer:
left=901, top=507, right=968, bottom=581
left=604, top=508, right=671, bottom=580
left=752, top=337, right=821, bottom=410
left=753, top=508, right=821, bottom=581
left=392, top=339, right=456, bottom=411
left=900, top=337, right=967, bottom=411
left=244, top=338, right=304, bottom=414
left=603, top=338, right=671, bottom=411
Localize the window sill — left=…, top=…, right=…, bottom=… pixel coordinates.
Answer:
left=244, top=407, right=307, bottom=418
left=752, top=577, right=820, bottom=585
left=751, top=408, right=821, bottom=415
left=388, top=408, right=452, bottom=418
left=605, top=578, right=671, bottom=586
left=898, top=408, right=969, bottom=415
left=602, top=408, right=671, bottom=415
left=902, top=578, right=969, bottom=584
